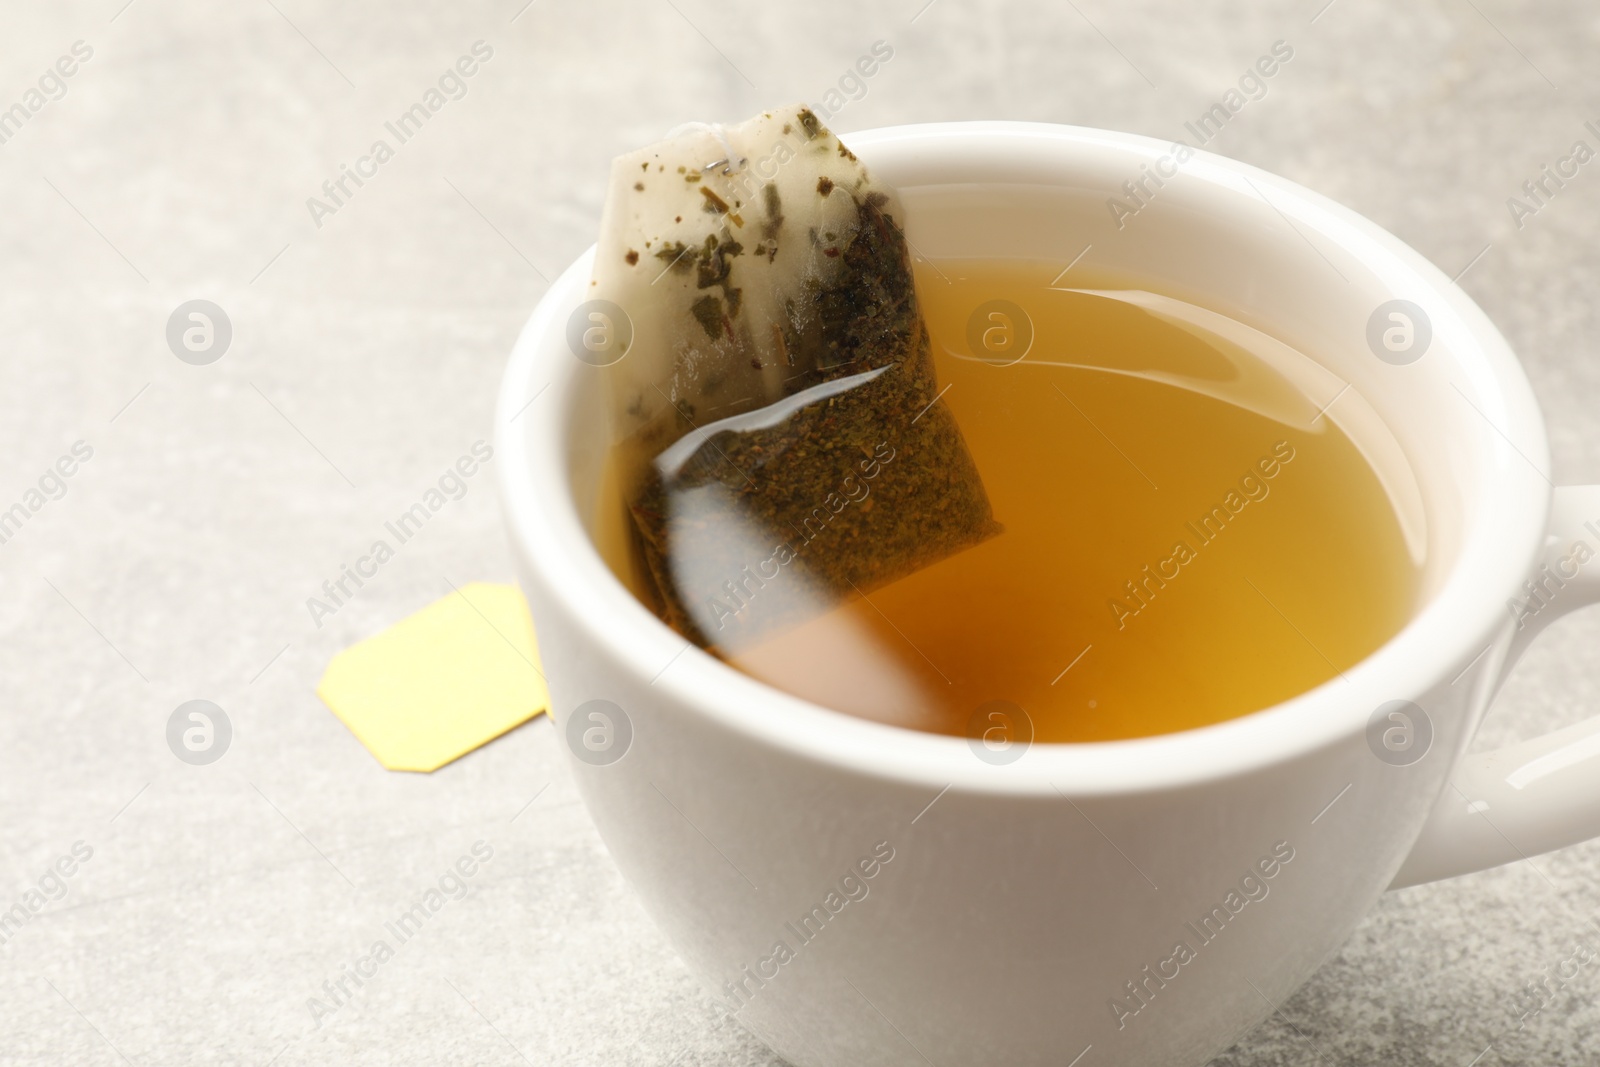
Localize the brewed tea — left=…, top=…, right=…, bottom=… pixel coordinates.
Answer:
left=598, top=259, right=1422, bottom=743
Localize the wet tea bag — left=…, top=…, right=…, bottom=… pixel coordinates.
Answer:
left=593, top=105, right=999, bottom=652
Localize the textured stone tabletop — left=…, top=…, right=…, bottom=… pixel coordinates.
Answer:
left=4, top=1, right=1600, bottom=1063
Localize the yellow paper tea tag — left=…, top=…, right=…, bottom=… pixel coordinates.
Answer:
left=318, top=582, right=549, bottom=772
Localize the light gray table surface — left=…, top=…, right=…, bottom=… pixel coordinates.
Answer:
left=4, top=1, right=1600, bottom=1063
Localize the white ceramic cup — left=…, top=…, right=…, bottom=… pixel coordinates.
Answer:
left=497, top=122, right=1600, bottom=1067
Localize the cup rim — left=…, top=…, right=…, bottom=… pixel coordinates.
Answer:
left=497, top=120, right=1549, bottom=796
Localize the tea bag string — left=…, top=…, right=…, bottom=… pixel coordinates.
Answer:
left=663, top=121, right=747, bottom=176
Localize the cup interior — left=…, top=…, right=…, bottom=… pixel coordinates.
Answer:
left=502, top=122, right=1548, bottom=790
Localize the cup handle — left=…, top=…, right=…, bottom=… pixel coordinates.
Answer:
left=1392, top=484, right=1600, bottom=888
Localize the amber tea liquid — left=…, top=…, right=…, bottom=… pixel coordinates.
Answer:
left=597, top=260, right=1421, bottom=743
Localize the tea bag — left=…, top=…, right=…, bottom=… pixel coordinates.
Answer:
left=593, top=105, right=999, bottom=652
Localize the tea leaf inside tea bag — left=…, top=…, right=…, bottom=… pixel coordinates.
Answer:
left=592, top=104, right=1000, bottom=653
